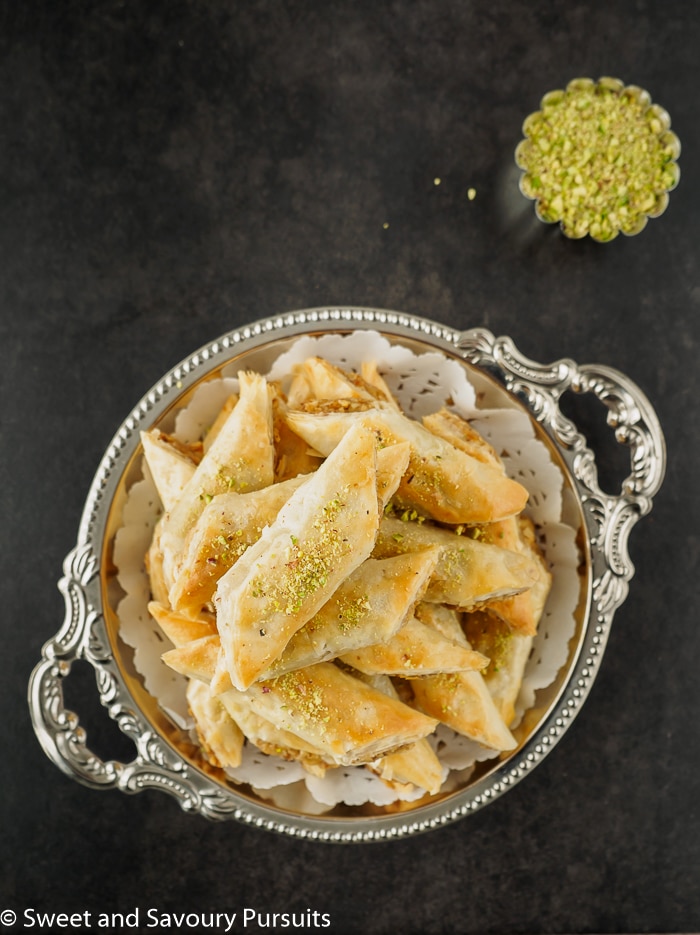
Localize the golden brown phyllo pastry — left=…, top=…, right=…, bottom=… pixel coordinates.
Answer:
left=142, top=355, right=552, bottom=798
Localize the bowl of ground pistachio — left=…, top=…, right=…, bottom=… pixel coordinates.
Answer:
left=515, top=77, right=680, bottom=242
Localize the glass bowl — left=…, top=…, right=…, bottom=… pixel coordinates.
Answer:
left=515, top=77, right=681, bottom=242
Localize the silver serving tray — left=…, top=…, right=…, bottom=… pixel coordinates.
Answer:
left=28, top=309, right=665, bottom=842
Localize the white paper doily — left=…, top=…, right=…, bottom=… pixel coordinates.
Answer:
left=115, top=331, right=581, bottom=810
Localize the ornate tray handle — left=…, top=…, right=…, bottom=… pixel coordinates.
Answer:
left=28, top=545, right=128, bottom=789
left=28, top=545, right=238, bottom=818
left=458, top=328, right=666, bottom=620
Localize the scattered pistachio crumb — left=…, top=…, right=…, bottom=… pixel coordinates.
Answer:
left=467, top=187, right=476, bottom=200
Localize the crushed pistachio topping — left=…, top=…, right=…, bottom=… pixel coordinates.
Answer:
left=216, top=460, right=254, bottom=492
left=435, top=673, right=461, bottom=713
left=249, top=493, right=350, bottom=615
left=408, top=457, right=444, bottom=492
left=373, top=428, right=393, bottom=450
left=439, top=546, right=466, bottom=585
left=516, top=77, right=680, bottom=241
left=272, top=673, right=332, bottom=732
left=336, top=594, right=371, bottom=631
left=204, top=529, right=249, bottom=568
left=198, top=458, right=258, bottom=504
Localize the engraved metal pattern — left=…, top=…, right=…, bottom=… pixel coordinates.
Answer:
left=28, top=310, right=666, bottom=842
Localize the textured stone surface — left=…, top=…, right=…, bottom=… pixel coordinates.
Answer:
left=4, top=1, right=700, bottom=932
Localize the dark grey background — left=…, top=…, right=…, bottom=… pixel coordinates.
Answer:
left=3, top=2, right=699, bottom=933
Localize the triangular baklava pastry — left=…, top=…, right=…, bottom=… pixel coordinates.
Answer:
left=186, top=679, right=244, bottom=769
left=285, top=407, right=529, bottom=524
left=169, top=474, right=308, bottom=616
left=409, top=603, right=517, bottom=752
left=217, top=689, right=332, bottom=776
left=469, top=516, right=552, bottom=636
left=287, top=356, right=390, bottom=410
left=339, top=614, right=488, bottom=677
left=238, top=662, right=438, bottom=767
left=373, top=516, right=539, bottom=610
left=263, top=550, right=440, bottom=678
left=159, top=371, right=275, bottom=586
left=162, top=634, right=220, bottom=683
left=140, top=429, right=199, bottom=512
left=148, top=600, right=216, bottom=647
left=169, top=442, right=410, bottom=618
left=214, top=420, right=383, bottom=690
left=359, top=674, right=444, bottom=795
left=163, top=550, right=440, bottom=687
left=462, top=609, right=534, bottom=728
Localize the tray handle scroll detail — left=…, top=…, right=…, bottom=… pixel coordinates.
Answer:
left=29, top=545, right=126, bottom=788
left=457, top=328, right=666, bottom=501
left=29, top=545, right=239, bottom=818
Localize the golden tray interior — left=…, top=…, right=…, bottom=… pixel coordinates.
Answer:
left=99, top=326, right=591, bottom=824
